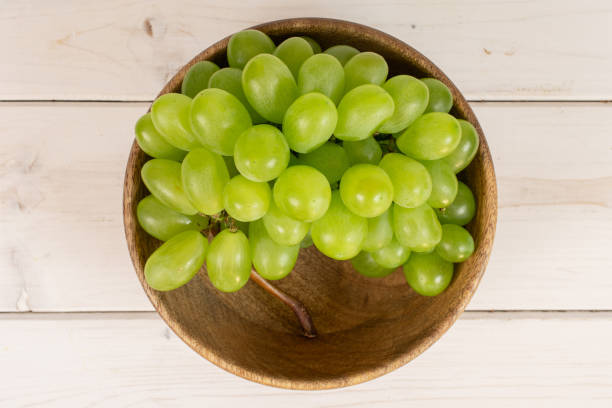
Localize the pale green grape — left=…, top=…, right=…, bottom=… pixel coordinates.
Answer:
left=441, top=119, right=480, bottom=173
left=297, top=142, right=349, bottom=184
left=324, top=45, right=359, bottom=66
left=422, top=160, right=458, bottom=208
left=435, top=181, right=476, bottom=226
left=242, top=53, right=298, bottom=123
left=300, top=231, right=314, bottom=248
left=151, top=93, right=200, bottom=151
left=397, top=112, right=461, bottom=160
left=208, top=67, right=266, bottom=124
left=249, top=220, right=299, bottom=280
left=361, top=208, right=393, bottom=252
left=137, top=195, right=209, bottom=242
left=135, top=113, right=186, bottom=161
left=421, top=78, right=453, bottom=113
left=282, top=92, right=337, bottom=153
left=371, top=237, right=411, bottom=269
left=378, top=153, right=432, bottom=208
left=262, top=200, right=310, bottom=246
left=223, top=175, right=271, bottom=222
left=393, top=203, right=442, bottom=252
left=436, top=224, right=475, bottom=263
left=334, top=84, right=394, bottom=141
left=343, top=52, right=388, bottom=92
left=351, top=251, right=394, bottom=278
left=141, top=159, right=197, bottom=215
left=227, top=29, right=275, bottom=69
left=339, top=164, right=393, bottom=218
left=181, top=61, right=219, bottom=98
left=297, top=54, right=345, bottom=104
left=273, top=37, right=314, bottom=79
left=301, top=36, right=322, bottom=53
left=403, top=251, right=453, bottom=296
left=273, top=165, right=331, bottom=222
left=144, top=230, right=208, bottom=291
left=343, top=137, right=382, bottom=165
left=234, top=124, right=289, bottom=182
left=378, top=75, right=429, bottom=134
left=223, top=155, right=239, bottom=177
left=206, top=229, right=251, bottom=292
left=181, top=148, right=229, bottom=215
left=311, top=191, right=368, bottom=260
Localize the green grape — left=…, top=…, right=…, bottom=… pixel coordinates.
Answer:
left=361, top=208, right=393, bottom=252
left=262, top=200, right=309, bottom=246
left=181, top=148, right=229, bottom=215
left=378, top=75, right=429, bottom=134
left=311, top=191, right=368, bottom=260
left=181, top=61, right=220, bottom=98
left=223, top=175, right=270, bottom=222
left=421, top=78, right=453, bottom=113
left=282, top=92, right=337, bottom=153
left=436, top=224, right=475, bottom=263
left=397, top=112, right=461, bottom=160
left=151, top=93, right=200, bottom=151
left=343, top=52, right=388, bottom=92
left=137, top=195, right=209, bottom=242
left=190, top=88, right=252, bottom=156
left=441, top=120, right=480, bottom=173
left=206, top=229, right=251, bottom=292
left=223, top=155, right=239, bottom=177
left=339, top=164, right=393, bottom=218
left=227, top=29, right=275, bottom=69
left=371, top=237, right=411, bottom=269
left=144, top=230, right=208, bottom=291
left=234, top=124, right=289, bottom=182
left=403, top=251, right=453, bottom=296
left=297, top=54, right=345, bottom=105
left=393, top=203, right=442, bottom=252
left=334, top=84, right=394, bottom=141
left=343, top=137, right=382, bottom=165
left=300, top=231, right=314, bottom=248
left=141, top=159, right=197, bottom=215
left=249, top=220, right=299, bottom=280
left=242, top=53, right=299, bottom=123
left=208, top=67, right=266, bottom=124
left=324, top=45, right=359, bottom=66
left=273, top=37, right=314, bottom=79
left=289, top=153, right=300, bottom=167
left=273, top=165, right=331, bottom=222
left=436, top=181, right=476, bottom=226
left=422, top=160, right=458, bottom=208
left=298, top=142, right=349, bottom=184
left=378, top=153, right=432, bottom=208
left=351, top=251, right=395, bottom=278
left=135, top=113, right=186, bottom=161
left=300, top=36, right=322, bottom=53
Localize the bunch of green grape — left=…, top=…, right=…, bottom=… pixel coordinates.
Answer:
left=135, top=30, right=479, bottom=297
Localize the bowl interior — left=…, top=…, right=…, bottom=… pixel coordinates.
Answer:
left=123, top=18, right=497, bottom=390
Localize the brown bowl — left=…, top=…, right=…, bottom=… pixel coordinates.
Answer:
left=123, top=17, right=497, bottom=390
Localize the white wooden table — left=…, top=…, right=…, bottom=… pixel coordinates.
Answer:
left=2, top=1, right=612, bottom=406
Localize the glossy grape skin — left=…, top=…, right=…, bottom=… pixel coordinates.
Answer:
left=249, top=220, right=299, bottom=280
left=223, top=155, right=239, bottom=177
left=311, top=191, right=368, bottom=260
left=403, top=251, right=453, bottom=296
left=393, top=203, right=442, bottom=252
left=223, top=175, right=271, bottom=222
left=282, top=93, right=338, bottom=153
left=227, top=29, right=275, bottom=69
left=206, top=229, right=251, bottom=292
left=371, top=237, right=411, bottom=269
left=361, top=208, right=394, bottom=252
left=273, top=37, right=314, bottom=79
left=378, top=153, right=432, bottom=208
left=181, top=61, right=220, bottom=98
left=339, top=164, right=393, bottom=218
left=441, top=120, right=480, bottom=173
left=436, top=181, right=476, bottom=226
left=144, top=230, right=208, bottom=291
left=151, top=93, right=200, bottom=151
left=297, top=142, right=349, bottom=184
left=273, top=165, right=331, bottom=222
left=397, top=112, right=462, bottom=161
left=262, top=200, right=310, bottom=246
left=137, top=195, right=209, bottom=242
left=189, top=88, right=252, bottom=156
left=141, top=159, right=197, bottom=215
left=208, top=67, right=266, bottom=124
left=242, top=53, right=298, bottom=123
left=334, top=84, right=395, bottom=141
left=297, top=54, right=345, bottom=105
left=343, top=52, right=388, bottom=92
left=422, top=160, right=458, bottom=209
left=234, top=125, right=290, bottom=182
left=301, top=36, right=322, bottom=53
left=181, top=148, right=229, bottom=215
left=351, top=251, right=395, bottom=278
left=436, top=224, right=475, bottom=263
left=135, top=114, right=186, bottom=161
left=343, top=137, right=382, bottom=165
left=379, top=75, right=429, bottom=134
left=324, top=45, right=359, bottom=66
left=421, top=78, right=453, bottom=113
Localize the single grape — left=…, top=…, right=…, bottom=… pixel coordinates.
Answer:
left=378, top=75, right=429, bottom=134
left=242, top=53, right=298, bottom=123
left=297, top=142, right=349, bottom=184
left=206, top=229, right=251, bottom=292
left=441, top=119, right=480, bottom=173
left=135, top=113, right=187, bottom=161
left=234, top=124, right=290, bottom=182
left=378, top=153, right=432, bottom=208
left=144, top=230, right=208, bottom=291
left=311, top=191, right=368, bottom=260
left=273, top=165, right=331, bottom=222
left=282, top=92, right=337, bottom=153
left=208, top=67, right=266, bottom=124
left=421, top=78, right=453, bottom=113
left=393, top=203, right=442, bottom=252
left=262, top=200, right=310, bottom=246
left=141, top=159, right=197, bottom=215
left=361, top=208, right=394, bottom=252
left=223, top=155, right=239, bottom=177
left=181, top=148, right=229, bottom=215
left=371, top=237, right=411, bottom=269
left=436, top=224, right=475, bottom=263
left=422, top=160, right=458, bottom=208
left=249, top=220, right=299, bottom=280
left=151, top=93, right=200, bottom=151
left=300, top=36, right=322, bottom=53
left=227, top=29, right=275, bottom=69
left=324, top=45, right=359, bottom=66
left=339, top=164, right=393, bottom=218
left=181, top=61, right=220, bottom=98
left=403, top=251, right=453, bottom=296
left=223, top=175, right=271, bottom=222
left=297, top=54, right=345, bottom=105
left=137, top=195, right=209, bottom=242
left=396, top=112, right=461, bottom=160
left=273, top=37, right=314, bottom=79
left=435, top=181, right=476, bottom=226
left=334, top=84, right=394, bottom=141
left=343, top=51, right=388, bottom=92
left=351, top=251, right=395, bottom=278
left=343, top=137, right=382, bottom=165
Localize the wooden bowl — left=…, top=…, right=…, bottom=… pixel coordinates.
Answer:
left=123, top=18, right=497, bottom=390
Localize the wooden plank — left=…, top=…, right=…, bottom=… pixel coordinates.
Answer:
left=0, top=102, right=611, bottom=312
left=1, top=0, right=611, bottom=101
left=0, top=312, right=610, bottom=406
